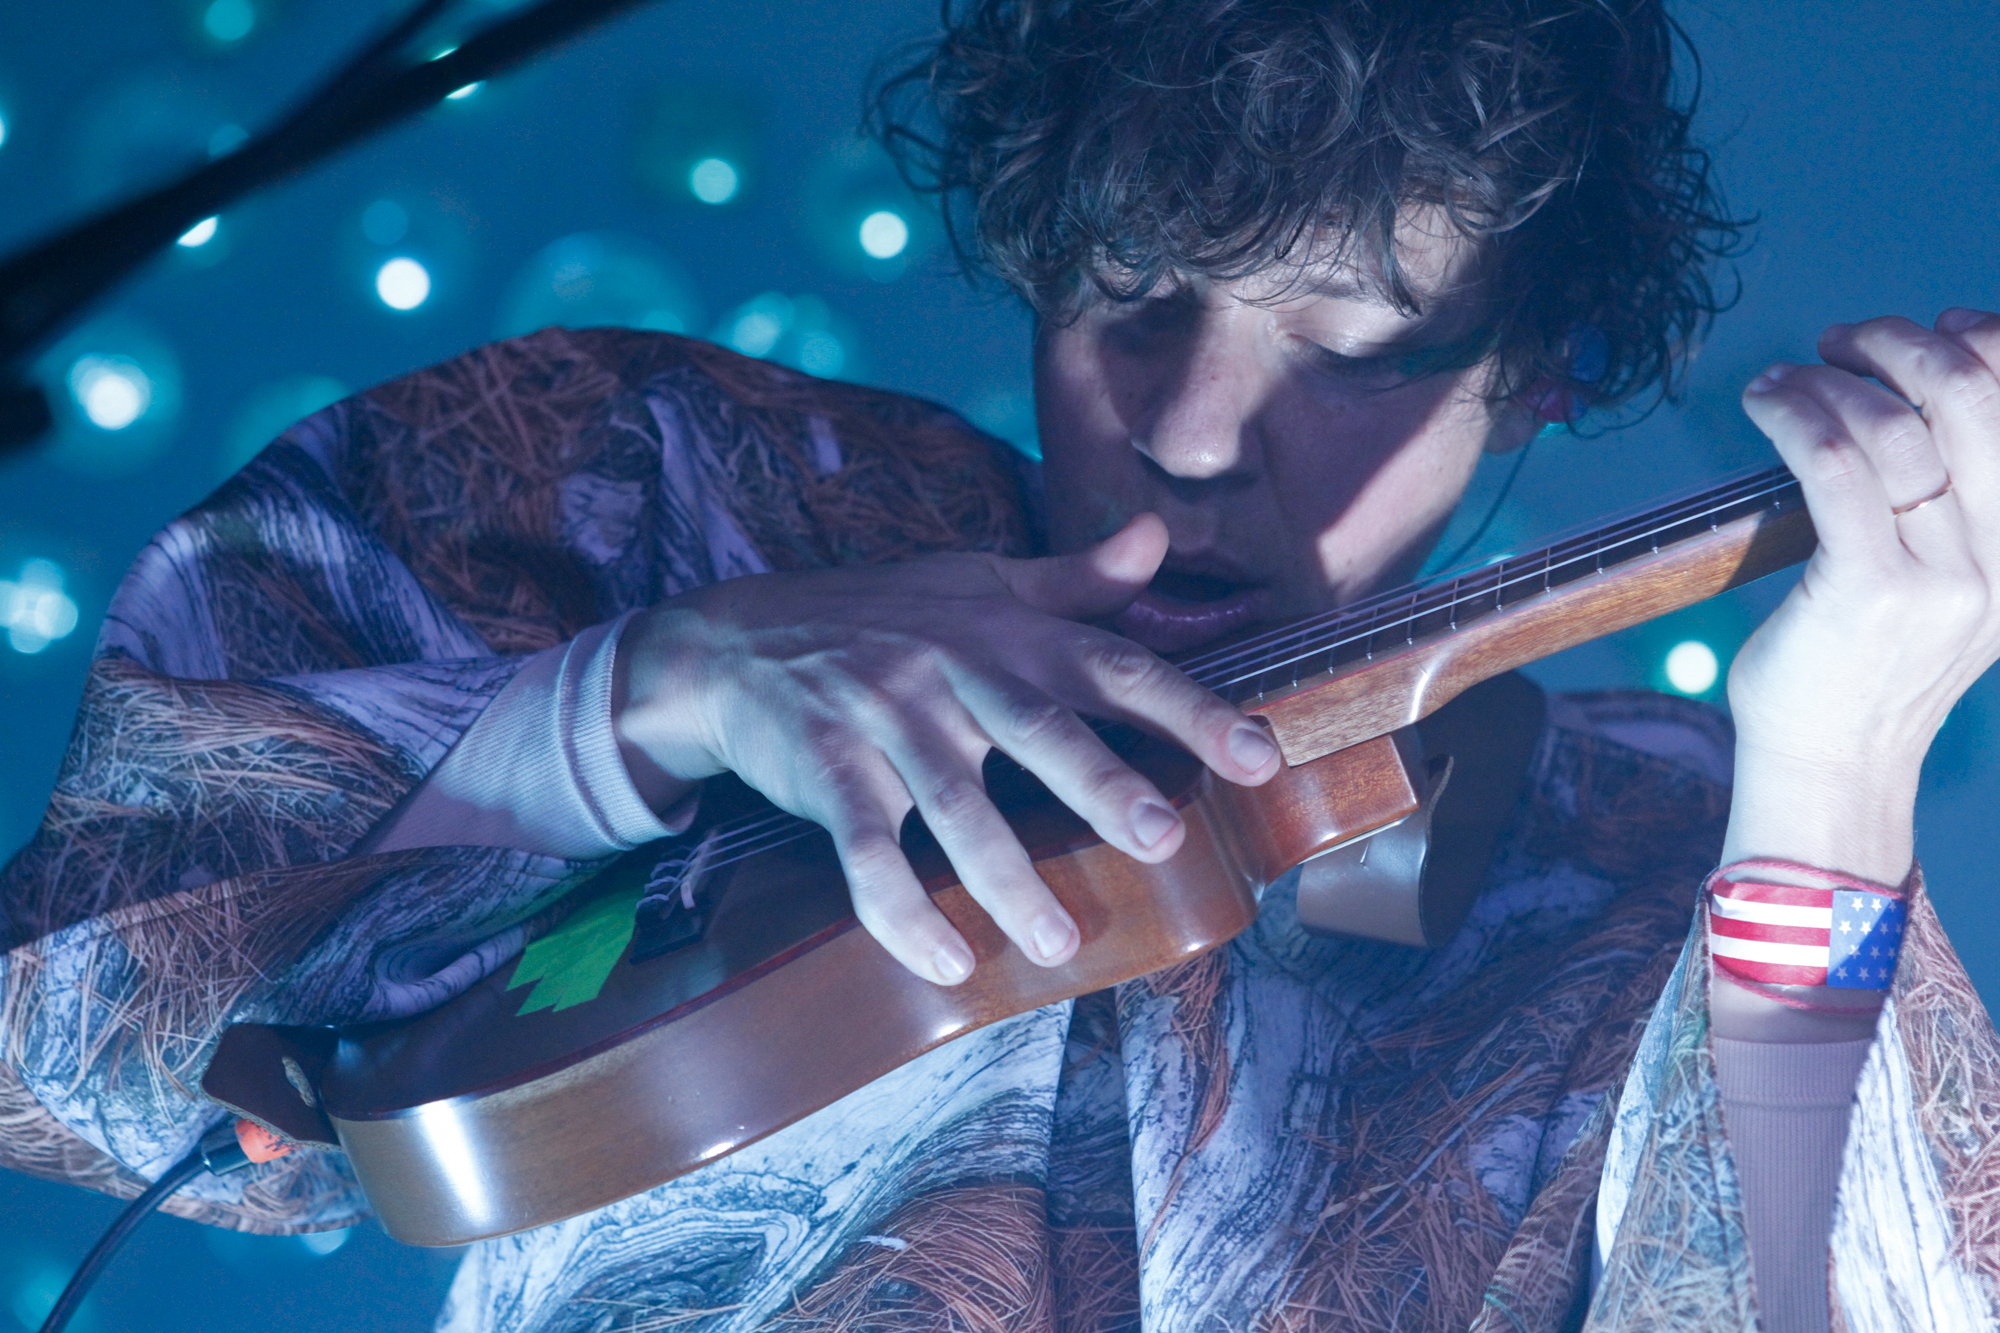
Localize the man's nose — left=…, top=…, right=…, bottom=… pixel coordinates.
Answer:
left=1132, top=319, right=1264, bottom=482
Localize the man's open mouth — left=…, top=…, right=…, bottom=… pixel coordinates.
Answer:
left=1145, top=568, right=1246, bottom=604
left=1114, top=564, right=1271, bottom=655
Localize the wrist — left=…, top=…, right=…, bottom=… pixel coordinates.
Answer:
left=1722, top=738, right=1919, bottom=886
left=1704, top=856, right=1904, bottom=1044
left=613, top=606, right=724, bottom=812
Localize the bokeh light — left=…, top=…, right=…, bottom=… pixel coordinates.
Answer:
left=496, top=232, right=703, bottom=338
left=688, top=157, right=739, bottom=205
left=633, top=84, right=762, bottom=208
left=177, top=216, right=219, bottom=248
left=447, top=82, right=484, bottom=101
left=858, top=210, right=909, bottom=260
left=68, top=355, right=153, bottom=431
left=0, top=110, right=9, bottom=151
left=203, top=0, right=255, bottom=43
left=35, top=317, right=183, bottom=474
left=375, top=257, right=432, bottom=311
left=1663, top=640, right=1719, bottom=695
left=361, top=199, right=411, bottom=246
left=715, top=292, right=857, bottom=380
left=6, top=1258, right=70, bottom=1331
left=802, top=138, right=927, bottom=280
left=0, top=560, right=81, bottom=656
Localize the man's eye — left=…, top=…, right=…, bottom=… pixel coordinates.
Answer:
left=1303, top=338, right=1478, bottom=389
left=1303, top=346, right=1413, bottom=388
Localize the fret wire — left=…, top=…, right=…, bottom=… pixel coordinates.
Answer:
left=1206, top=473, right=1799, bottom=691
left=1188, top=469, right=1801, bottom=692
left=1176, top=466, right=1796, bottom=684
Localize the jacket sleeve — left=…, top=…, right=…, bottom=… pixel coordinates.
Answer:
left=0, top=422, right=602, bottom=1233
left=1589, top=866, right=2000, bottom=1331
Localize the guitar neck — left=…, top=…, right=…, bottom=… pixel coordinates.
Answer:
left=1173, top=465, right=1815, bottom=766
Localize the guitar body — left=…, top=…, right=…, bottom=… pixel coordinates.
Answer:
left=286, top=729, right=1421, bottom=1246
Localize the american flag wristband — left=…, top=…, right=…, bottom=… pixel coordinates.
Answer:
left=1705, top=859, right=1909, bottom=991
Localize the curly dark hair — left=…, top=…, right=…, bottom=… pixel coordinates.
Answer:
left=868, top=0, right=1746, bottom=415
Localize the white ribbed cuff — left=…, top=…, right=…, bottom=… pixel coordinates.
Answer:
left=562, top=611, right=687, bottom=849
left=374, top=612, right=694, bottom=859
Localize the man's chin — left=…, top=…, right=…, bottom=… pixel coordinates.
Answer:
left=1114, top=586, right=1271, bottom=656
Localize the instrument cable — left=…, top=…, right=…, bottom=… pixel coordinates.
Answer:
left=35, top=1120, right=289, bottom=1333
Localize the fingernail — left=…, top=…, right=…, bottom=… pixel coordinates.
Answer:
left=1031, top=913, right=1076, bottom=962
left=1228, top=724, right=1279, bottom=772
left=1939, top=307, right=1991, bottom=334
left=1746, top=362, right=1795, bottom=395
left=1131, top=799, right=1180, bottom=849
left=932, top=941, right=973, bottom=984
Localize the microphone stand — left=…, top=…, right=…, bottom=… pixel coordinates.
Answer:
left=0, top=0, right=672, bottom=457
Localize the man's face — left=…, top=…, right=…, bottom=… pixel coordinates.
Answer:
left=1035, top=229, right=1538, bottom=654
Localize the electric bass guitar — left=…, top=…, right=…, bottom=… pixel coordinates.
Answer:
left=202, top=463, right=1814, bottom=1246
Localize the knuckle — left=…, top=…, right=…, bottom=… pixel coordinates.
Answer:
left=1082, top=758, right=1149, bottom=804
left=840, top=834, right=911, bottom=890
left=1936, top=363, right=2000, bottom=416
left=1078, top=637, right=1165, bottom=696
left=1934, top=578, right=1989, bottom=625
left=921, top=776, right=993, bottom=831
left=1003, top=696, right=1077, bottom=747
left=1871, top=416, right=1934, bottom=465
left=1806, top=436, right=1865, bottom=481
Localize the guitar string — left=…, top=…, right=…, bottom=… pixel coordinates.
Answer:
left=1182, top=469, right=1800, bottom=694
left=1174, top=465, right=1795, bottom=685
left=1171, top=463, right=1795, bottom=683
left=641, top=465, right=1805, bottom=884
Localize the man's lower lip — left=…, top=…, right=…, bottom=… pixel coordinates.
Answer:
left=1114, top=586, right=1267, bottom=653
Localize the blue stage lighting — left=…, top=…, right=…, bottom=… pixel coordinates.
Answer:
left=220, top=375, right=350, bottom=478
left=203, top=0, right=255, bottom=43
left=858, top=211, right=909, bottom=260
left=634, top=85, right=763, bottom=208
left=361, top=199, right=411, bottom=245
left=713, top=293, right=861, bottom=381
left=0, top=560, right=80, bottom=656
left=207, top=123, right=248, bottom=157
left=376, top=257, right=432, bottom=311
left=497, top=233, right=704, bottom=339
left=689, top=158, right=739, bottom=205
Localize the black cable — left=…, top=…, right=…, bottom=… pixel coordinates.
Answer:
left=34, top=1144, right=208, bottom=1333
left=0, top=0, right=675, bottom=455
left=1435, top=437, right=1534, bottom=573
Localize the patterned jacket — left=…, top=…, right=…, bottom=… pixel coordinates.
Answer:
left=3, top=328, right=1996, bottom=1332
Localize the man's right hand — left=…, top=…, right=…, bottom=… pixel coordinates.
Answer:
left=611, top=513, right=1283, bottom=986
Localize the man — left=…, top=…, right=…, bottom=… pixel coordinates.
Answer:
left=5, top=1, right=1999, bottom=1331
